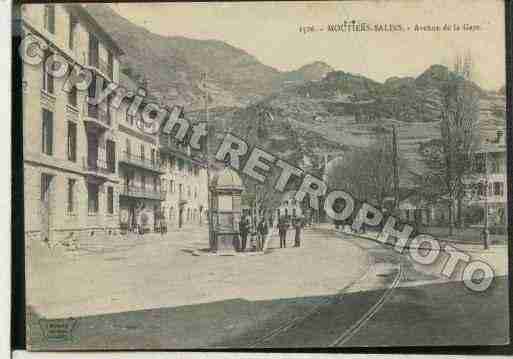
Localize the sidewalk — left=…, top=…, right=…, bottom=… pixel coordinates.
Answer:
left=27, top=226, right=370, bottom=319
left=332, top=226, right=508, bottom=279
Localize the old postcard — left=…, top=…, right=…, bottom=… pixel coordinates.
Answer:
left=18, top=0, right=508, bottom=350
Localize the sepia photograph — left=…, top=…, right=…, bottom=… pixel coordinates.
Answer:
left=15, top=0, right=509, bottom=350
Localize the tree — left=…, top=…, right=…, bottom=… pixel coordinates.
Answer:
left=413, top=54, right=480, bottom=234
left=327, top=133, right=400, bottom=208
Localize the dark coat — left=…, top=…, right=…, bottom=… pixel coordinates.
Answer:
left=257, top=221, right=268, bottom=235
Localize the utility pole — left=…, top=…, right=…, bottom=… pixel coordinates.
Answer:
left=202, top=71, right=214, bottom=251
left=392, top=125, right=400, bottom=212
left=483, top=151, right=489, bottom=250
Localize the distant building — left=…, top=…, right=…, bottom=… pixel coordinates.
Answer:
left=470, top=131, right=507, bottom=226
left=159, top=111, right=209, bottom=229
left=276, top=191, right=303, bottom=219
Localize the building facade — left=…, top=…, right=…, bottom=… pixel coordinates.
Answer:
left=116, top=74, right=166, bottom=233
left=22, top=4, right=123, bottom=244
left=471, top=135, right=507, bottom=226
left=159, top=131, right=209, bottom=230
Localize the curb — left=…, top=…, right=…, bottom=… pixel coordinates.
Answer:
left=334, top=228, right=506, bottom=249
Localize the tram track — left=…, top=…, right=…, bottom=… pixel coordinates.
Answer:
left=248, top=259, right=372, bottom=348
left=330, top=261, right=404, bottom=346
left=248, top=229, right=405, bottom=348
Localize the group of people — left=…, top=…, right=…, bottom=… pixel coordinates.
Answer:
left=237, top=213, right=305, bottom=252
left=277, top=215, right=304, bottom=248
left=238, top=215, right=268, bottom=252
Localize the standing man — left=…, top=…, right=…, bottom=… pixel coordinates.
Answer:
left=257, top=217, right=269, bottom=251
left=278, top=216, right=289, bottom=248
left=294, top=216, right=303, bottom=247
left=239, top=215, right=250, bottom=252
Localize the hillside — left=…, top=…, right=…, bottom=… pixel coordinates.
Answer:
left=85, top=4, right=331, bottom=109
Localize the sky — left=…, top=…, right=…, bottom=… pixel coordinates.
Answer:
left=110, top=0, right=506, bottom=90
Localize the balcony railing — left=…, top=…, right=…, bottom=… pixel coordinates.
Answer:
left=120, top=151, right=163, bottom=173
left=84, top=103, right=111, bottom=127
left=89, top=56, right=113, bottom=79
left=83, top=157, right=115, bottom=175
left=121, top=185, right=166, bottom=201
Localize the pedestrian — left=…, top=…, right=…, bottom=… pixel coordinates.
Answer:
left=239, top=215, right=250, bottom=252
left=294, top=217, right=303, bottom=247
left=257, top=218, right=269, bottom=251
left=268, top=214, right=274, bottom=229
left=278, top=216, right=289, bottom=248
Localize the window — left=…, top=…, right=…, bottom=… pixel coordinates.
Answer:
left=106, top=140, right=116, bottom=173
left=42, top=109, right=53, bottom=155
left=187, top=186, right=191, bottom=198
left=89, top=33, right=99, bottom=68
left=179, top=183, right=183, bottom=195
left=153, top=177, right=158, bottom=191
left=67, top=86, right=77, bottom=107
left=494, top=182, right=504, bottom=196
left=69, top=13, right=77, bottom=49
left=44, top=5, right=55, bottom=34
left=478, top=182, right=485, bottom=197
left=194, top=187, right=198, bottom=199
left=126, top=139, right=131, bottom=157
left=65, top=121, right=77, bottom=162
left=151, top=149, right=156, bottom=166
left=169, top=180, right=174, bottom=193
left=140, top=144, right=145, bottom=161
left=169, top=156, right=176, bottom=171
left=40, top=174, right=52, bottom=202
left=67, top=179, right=76, bottom=214
left=42, top=50, right=54, bottom=94
left=141, top=175, right=146, bottom=190
left=107, top=50, right=113, bottom=79
left=177, top=158, right=184, bottom=171
left=87, top=183, right=99, bottom=214
left=107, top=187, right=114, bottom=214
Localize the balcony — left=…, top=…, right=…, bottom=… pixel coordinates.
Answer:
left=83, top=103, right=111, bottom=131
left=88, top=56, right=113, bottom=80
left=121, top=185, right=166, bottom=201
left=83, top=157, right=115, bottom=180
left=119, top=151, right=164, bottom=174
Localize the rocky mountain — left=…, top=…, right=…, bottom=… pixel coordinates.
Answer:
left=84, top=4, right=503, bottom=183
left=281, top=61, right=334, bottom=84
left=85, top=4, right=331, bottom=109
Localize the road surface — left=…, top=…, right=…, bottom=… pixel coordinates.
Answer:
left=27, top=227, right=509, bottom=349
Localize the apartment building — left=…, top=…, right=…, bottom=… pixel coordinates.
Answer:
left=469, top=94, right=507, bottom=227
left=21, top=4, right=123, bottom=244
left=159, top=117, right=209, bottom=229
left=472, top=133, right=507, bottom=226
left=116, top=74, right=166, bottom=233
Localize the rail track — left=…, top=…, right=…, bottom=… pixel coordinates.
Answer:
left=248, top=229, right=405, bottom=348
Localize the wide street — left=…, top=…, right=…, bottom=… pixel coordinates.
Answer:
left=26, top=225, right=509, bottom=349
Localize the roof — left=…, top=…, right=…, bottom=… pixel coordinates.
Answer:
left=67, top=4, right=124, bottom=56
left=212, top=167, right=243, bottom=191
